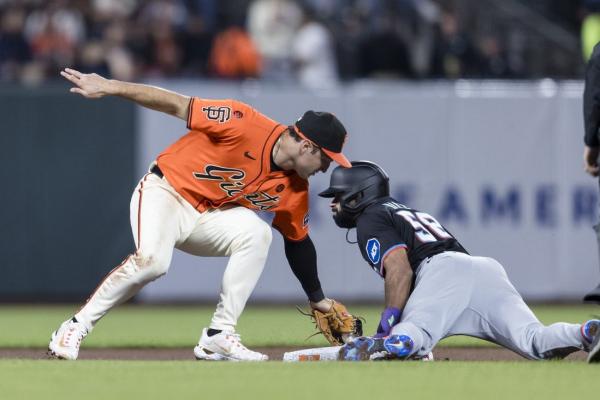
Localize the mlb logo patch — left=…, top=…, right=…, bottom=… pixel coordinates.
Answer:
left=366, top=238, right=381, bottom=264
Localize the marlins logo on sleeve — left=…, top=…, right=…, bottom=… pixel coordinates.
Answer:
left=366, top=238, right=381, bottom=264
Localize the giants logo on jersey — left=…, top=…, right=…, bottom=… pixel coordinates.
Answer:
left=202, top=106, right=231, bottom=123
left=193, top=164, right=281, bottom=210
left=193, top=165, right=246, bottom=196
left=245, top=192, right=280, bottom=211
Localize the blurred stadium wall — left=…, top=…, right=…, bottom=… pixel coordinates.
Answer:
left=0, top=85, right=135, bottom=301
left=1, top=80, right=597, bottom=302
left=137, top=80, right=597, bottom=303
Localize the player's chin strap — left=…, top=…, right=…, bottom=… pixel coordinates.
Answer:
left=345, top=228, right=357, bottom=244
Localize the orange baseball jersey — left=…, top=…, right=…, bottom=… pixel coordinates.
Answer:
left=156, top=98, right=310, bottom=241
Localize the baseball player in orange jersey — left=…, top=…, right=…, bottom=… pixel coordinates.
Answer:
left=48, top=68, right=353, bottom=361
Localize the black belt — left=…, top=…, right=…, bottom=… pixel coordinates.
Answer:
left=150, top=164, right=164, bottom=178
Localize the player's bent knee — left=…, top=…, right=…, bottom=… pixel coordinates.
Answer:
left=132, top=251, right=170, bottom=278
left=390, top=322, right=429, bottom=357
left=238, top=219, right=272, bottom=252
left=256, top=221, right=273, bottom=247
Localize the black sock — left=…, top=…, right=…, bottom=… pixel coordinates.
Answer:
left=207, top=329, right=222, bottom=337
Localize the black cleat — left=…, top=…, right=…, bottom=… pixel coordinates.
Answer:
left=588, top=329, right=600, bottom=363
left=583, top=283, right=600, bottom=303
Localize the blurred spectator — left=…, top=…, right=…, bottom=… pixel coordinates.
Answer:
left=0, top=0, right=588, bottom=83
left=247, top=0, right=302, bottom=81
left=218, top=0, right=250, bottom=29
left=329, top=2, right=368, bottom=80
left=29, top=17, right=76, bottom=73
left=185, top=0, right=218, bottom=32
left=137, top=0, right=187, bottom=77
left=291, top=7, right=338, bottom=89
left=92, top=0, right=138, bottom=21
left=102, top=21, right=136, bottom=81
left=359, top=12, right=413, bottom=78
left=0, top=7, right=31, bottom=81
left=430, top=8, right=482, bottom=79
left=75, top=40, right=109, bottom=76
left=408, top=0, right=442, bottom=78
left=477, top=34, right=512, bottom=78
left=139, top=0, right=188, bottom=30
left=180, top=14, right=214, bottom=76
left=147, top=21, right=183, bottom=77
left=209, top=25, right=261, bottom=78
left=24, top=0, right=86, bottom=47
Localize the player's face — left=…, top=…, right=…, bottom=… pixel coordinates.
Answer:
left=330, top=194, right=353, bottom=214
left=296, top=141, right=332, bottom=179
left=330, top=196, right=358, bottom=214
left=330, top=199, right=342, bottom=215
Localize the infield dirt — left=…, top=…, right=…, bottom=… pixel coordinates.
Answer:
left=0, top=347, right=588, bottom=361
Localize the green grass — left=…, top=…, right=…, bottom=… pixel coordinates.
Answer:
left=1, top=360, right=597, bottom=400
left=1, top=304, right=598, bottom=400
left=0, top=304, right=597, bottom=348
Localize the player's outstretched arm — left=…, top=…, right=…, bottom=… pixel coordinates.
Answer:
left=372, top=249, right=413, bottom=338
left=382, top=249, right=413, bottom=311
left=60, top=68, right=191, bottom=121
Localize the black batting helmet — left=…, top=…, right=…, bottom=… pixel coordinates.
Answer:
left=318, top=160, right=390, bottom=228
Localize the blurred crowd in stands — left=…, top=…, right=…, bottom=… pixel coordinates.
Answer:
left=0, top=0, right=591, bottom=87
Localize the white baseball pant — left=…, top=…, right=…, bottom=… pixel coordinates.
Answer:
left=74, top=170, right=272, bottom=332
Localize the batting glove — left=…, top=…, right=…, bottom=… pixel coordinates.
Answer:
left=374, top=307, right=402, bottom=338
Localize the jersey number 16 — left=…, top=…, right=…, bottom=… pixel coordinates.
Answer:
left=396, top=210, right=452, bottom=243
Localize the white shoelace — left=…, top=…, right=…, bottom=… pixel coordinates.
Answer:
left=223, top=333, right=261, bottom=355
left=62, top=324, right=87, bottom=348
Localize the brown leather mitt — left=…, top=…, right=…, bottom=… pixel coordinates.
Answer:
left=298, top=300, right=364, bottom=345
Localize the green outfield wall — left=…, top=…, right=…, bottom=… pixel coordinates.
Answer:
left=0, top=85, right=136, bottom=301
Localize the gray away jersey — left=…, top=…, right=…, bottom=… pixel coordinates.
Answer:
left=355, top=197, right=468, bottom=277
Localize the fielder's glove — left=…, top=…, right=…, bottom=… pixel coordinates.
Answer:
left=298, top=300, right=364, bottom=345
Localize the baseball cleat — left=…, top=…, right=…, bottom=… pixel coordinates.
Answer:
left=383, top=334, right=414, bottom=358
left=585, top=319, right=600, bottom=363
left=47, top=318, right=88, bottom=360
left=583, top=284, right=600, bottom=303
left=588, top=332, right=600, bottom=363
left=581, top=319, right=600, bottom=349
left=339, top=335, right=417, bottom=361
left=193, top=328, right=268, bottom=362
left=339, top=336, right=385, bottom=361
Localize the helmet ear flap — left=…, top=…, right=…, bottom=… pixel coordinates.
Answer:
left=342, top=190, right=364, bottom=209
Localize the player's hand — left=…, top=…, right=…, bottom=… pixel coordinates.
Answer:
left=309, top=297, right=334, bottom=313
left=373, top=306, right=401, bottom=338
left=60, top=68, right=115, bottom=99
left=584, top=146, right=600, bottom=177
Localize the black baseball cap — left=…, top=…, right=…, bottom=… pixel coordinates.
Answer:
left=294, top=111, right=351, bottom=168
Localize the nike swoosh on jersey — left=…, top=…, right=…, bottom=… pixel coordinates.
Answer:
left=244, top=151, right=256, bottom=160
